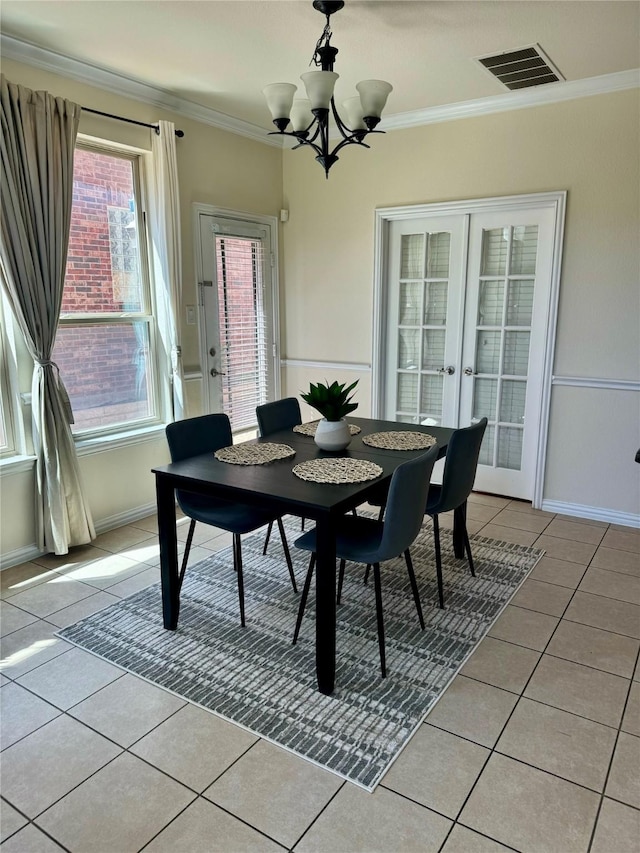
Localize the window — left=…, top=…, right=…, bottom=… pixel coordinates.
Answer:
left=0, top=310, right=16, bottom=457
left=52, top=144, right=159, bottom=435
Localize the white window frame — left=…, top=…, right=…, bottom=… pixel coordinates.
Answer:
left=56, top=137, right=168, bottom=443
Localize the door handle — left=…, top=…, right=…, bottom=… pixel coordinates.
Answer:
left=210, top=367, right=226, bottom=377
left=437, top=365, right=455, bottom=375
left=463, top=367, right=477, bottom=376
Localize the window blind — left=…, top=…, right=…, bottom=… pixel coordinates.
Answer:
left=215, top=235, right=269, bottom=432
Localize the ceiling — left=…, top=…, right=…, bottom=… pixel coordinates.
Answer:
left=1, top=0, right=638, bottom=134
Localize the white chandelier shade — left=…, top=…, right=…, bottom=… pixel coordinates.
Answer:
left=355, top=80, right=394, bottom=119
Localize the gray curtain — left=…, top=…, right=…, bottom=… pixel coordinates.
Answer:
left=0, top=75, right=95, bottom=554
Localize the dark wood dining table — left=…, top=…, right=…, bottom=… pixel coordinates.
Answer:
left=152, top=416, right=457, bottom=695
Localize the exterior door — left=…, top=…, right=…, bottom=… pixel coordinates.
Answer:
left=197, top=212, right=278, bottom=433
left=376, top=195, right=564, bottom=500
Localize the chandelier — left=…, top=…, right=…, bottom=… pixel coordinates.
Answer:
left=262, top=0, right=393, bottom=177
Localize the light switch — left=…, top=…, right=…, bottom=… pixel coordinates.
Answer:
left=186, top=305, right=196, bottom=325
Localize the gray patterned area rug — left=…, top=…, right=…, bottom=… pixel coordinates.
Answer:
left=59, top=517, right=543, bottom=791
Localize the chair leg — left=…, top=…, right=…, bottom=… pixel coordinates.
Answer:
left=262, top=520, right=273, bottom=555
left=432, top=514, right=445, bottom=609
left=404, top=549, right=425, bottom=630
left=301, top=517, right=305, bottom=531
left=372, top=562, right=386, bottom=678
left=233, top=533, right=246, bottom=627
left=377, top=505, right=385, bottom=522
left=276, top=517, right=298, bottom=593
left=455, top=506, right=476, bottom=576
left=337, top=558, right=346, bottom=605
left=363, top=563, right=371, bottom=584
left=178, top=519, right=196, bottom=591
left=292, top=554, right=315, bottom=645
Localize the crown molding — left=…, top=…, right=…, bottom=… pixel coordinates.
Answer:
left=379, top=68, right=640, bottom=131
left=3, top=34, right=638, bottom=146
left=0, top=34, right=282, bottom=147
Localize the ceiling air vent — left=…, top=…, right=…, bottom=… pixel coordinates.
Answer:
left=476, top=44, right=565, bottom=91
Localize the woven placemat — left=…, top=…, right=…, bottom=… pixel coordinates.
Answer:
left=292, top=457, right=383, bottom=484
left=214, top=443, right=295, bottom=465
left=293, top=420, right=361, bottom=437
left=362, top=430, right=437, bottom=451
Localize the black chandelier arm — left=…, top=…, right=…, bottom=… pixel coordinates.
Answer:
left=330, top=97, right=355, bottom=140
left=267, top=129, right=324, bottom=158
left=328, top=135, right=372, bottom=158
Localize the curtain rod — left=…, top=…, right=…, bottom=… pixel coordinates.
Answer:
left=82, top=107, right=185, bottom=138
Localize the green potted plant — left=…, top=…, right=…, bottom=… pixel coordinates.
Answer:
left=301, top=380, right=359, bottom=450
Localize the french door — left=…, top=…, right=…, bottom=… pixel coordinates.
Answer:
left=375, top=194, right=565, bottom=500
left=196, top=210, right=279, bottom=433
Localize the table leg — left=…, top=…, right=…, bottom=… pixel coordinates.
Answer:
left=453, top=501, right=467, bottom=559
left=156, top=475, right=179, bottom=630
left=314, top=515, right=337, bottom=695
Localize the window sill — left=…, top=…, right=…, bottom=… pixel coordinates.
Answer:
left=0, top=454, right=37, bottom=476
left=74, top=423, right=166, bottom=457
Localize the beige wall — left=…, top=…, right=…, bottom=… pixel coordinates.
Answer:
left=0, top=60, right=283, bottom=561
left=1, top=60, right=638, bottom=563
left=281, top=90, right=640, bottom=517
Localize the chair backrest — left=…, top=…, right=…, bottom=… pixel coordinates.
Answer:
left=377, top=444, right=439, bottom=561
left=256, top=397, right=301, bottom=437
left=435, top=418, right=488, bottom=513
left=166, top=413, right=232, bottom=463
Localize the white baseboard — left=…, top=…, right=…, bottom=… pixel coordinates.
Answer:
left=0, top=502, right=159, bottom=571
left=541, top=499, right=640, bottom=529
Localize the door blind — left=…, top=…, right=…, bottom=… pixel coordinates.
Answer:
left=215, top=235, right=268, bottom=432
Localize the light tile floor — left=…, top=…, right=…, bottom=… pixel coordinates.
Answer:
left=1, top=496, right=639, bottom=852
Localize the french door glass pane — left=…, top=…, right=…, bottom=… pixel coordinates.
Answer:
left=400, top=234, right=424, bottom=278
left=480, top=228, right=508, bottom=276
left=399, top=282, right=422, bottom=324
left=420, top=375, right=443, bottom=419
left=497, top=426, right=523, bottom=470
left=477, top=280, right=504, bottom=325
left=424, top=281, right=448, bottom=325
left=398, top=329, right=420, bottom=369
left=476, top=331, right=501, bottom=373
left=473, top=378, right=498, bottom=421
left=504, top=331, right=531, bottom=375
left=422, top=330, right=445, bottom=370
left=54, top=321, right=153, bottom=431
left=426, top=232, right=450, bottom=277
left=507, top=280, right=534, bottom=325
left=478, top=424, right=495, bottom=466
left=397, top=373, right=418, bottom=412
left=500, top=380, right=526, bottom=423
left=510, top=225, right=538, bottom=274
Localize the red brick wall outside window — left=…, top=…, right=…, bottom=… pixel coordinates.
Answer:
left=53, top=148, right=153, bottom=432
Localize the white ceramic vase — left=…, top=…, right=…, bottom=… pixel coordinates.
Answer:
left=314, top=418, right=351, bottom=452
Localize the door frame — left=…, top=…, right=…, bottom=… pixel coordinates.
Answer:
left=192, top=203, right=282, bottom=418
left=372, top=191, right=567, bottom=507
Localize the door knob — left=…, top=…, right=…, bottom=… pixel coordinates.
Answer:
left=437, top=365, right=455, bottom=375
left=209, top=346, right=216, bottom=357
left=210, top=367, right=226, bottom=377
left=463, top=367, right=476, bottom=376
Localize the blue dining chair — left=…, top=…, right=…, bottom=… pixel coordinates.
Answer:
left=363, top=419, right=488, bottom=609
left=256, top=397, right=302, bottom=437
left=425, top=417, right=488, bottom=608
left=256, top=397, right=304, bottom=552
left=291, top=444, right=439, bottom=677
left=166, top=413, right=297, bottom=626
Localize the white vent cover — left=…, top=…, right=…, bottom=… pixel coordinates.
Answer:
left=476, top=44, right=565, bottom=90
